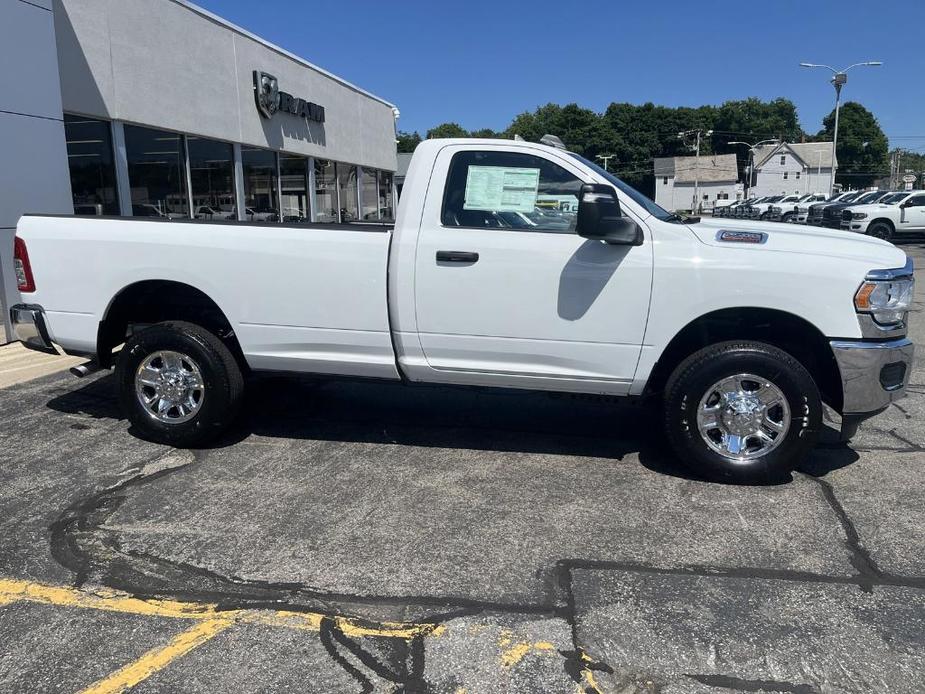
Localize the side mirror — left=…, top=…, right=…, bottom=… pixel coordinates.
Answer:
left=900, top=200, right=913, bottom=208
left=576, top=183, right=643, bottom=245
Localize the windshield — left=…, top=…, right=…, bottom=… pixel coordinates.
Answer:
left=568, top=153, right=675, bottom=221
left=765, top=196, right=784, bottom=203
left=881, top=193, right=907, bottom=205
left=856, top=192, right=881, bottom=204
left=840, top=192, right=860, bottom=203
left=826, top=193, right=843, bottom=202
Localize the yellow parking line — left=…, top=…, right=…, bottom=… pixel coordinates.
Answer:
left=0, top=577, right=443, bottom=640
left=0, top=578, right=224, bottom=620
left=79, top=618, right=234, bottom=694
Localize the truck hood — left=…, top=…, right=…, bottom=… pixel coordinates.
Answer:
left=844, top=203, right=896, bottom=214
left=688, top=217, right=907, bottom=268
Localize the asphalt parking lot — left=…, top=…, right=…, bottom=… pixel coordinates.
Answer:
left=1, top=241, right=924, bottom=694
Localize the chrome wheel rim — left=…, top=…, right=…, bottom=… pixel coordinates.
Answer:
left=135, top=350, right=205, bottom=424
left=696, top=373, right=790, bottom=461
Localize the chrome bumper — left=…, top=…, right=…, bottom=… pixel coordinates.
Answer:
left=10, top=304, right=57, bottom=355
left=830, top=337, right=914, bottom=414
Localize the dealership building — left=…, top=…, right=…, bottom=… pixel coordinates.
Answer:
left=0, top=0, right=399, bottom=342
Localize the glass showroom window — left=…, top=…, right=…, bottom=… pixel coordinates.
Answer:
left=360, top=168, right=379, bottom=220
left=336, top=163, right=359, bottom=223
left=187, top=136, right=235, bottom=220
left=313, top=159, right=338, bottom=223
left=124, top=124, right=189, bottom=218
left=279, top=153, right=309, bottom=222
left=64, top=114, right=119, bottom=215
left=378, top=171, right=395, bottom=222
left=242, top=146, right=279, bottom=222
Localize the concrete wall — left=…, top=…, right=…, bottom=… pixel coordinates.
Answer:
left=0, top=0, right=73, bottom=344
left=54, top=0, right=397, bottom=172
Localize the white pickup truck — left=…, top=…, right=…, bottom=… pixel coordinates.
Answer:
left=10, top=137, right=915, bottom=483
left=840, top=190, right=925, bottom=240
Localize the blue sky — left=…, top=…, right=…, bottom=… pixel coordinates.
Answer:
left=195, top=0, right=925, bottom=152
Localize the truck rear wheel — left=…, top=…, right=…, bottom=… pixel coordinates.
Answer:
left=663, top=340, right=821, bottom=484
left=116, top=321, right=243, bottom=447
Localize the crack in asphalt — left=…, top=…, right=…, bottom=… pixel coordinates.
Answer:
left=686, top=673, right=819, bottom=693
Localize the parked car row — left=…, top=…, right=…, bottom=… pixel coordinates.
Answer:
left=714, top=193, right=826, bottom=222
left=714, top=189, right=925, bottom=240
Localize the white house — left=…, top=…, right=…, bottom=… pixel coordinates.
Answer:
left=749, top=142, right=835, bottom=198
left=654, top=154, right=741, bottom=212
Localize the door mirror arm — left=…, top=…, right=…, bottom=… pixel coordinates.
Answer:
left=576, top=183, right=643, bottom=246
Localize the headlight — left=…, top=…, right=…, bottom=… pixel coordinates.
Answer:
left=852, top=212, right=868, bottom=220
left=855, top=276, right=915, bottom=326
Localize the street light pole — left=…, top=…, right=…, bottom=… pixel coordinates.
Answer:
left=800, top=61, right=882, bottom=196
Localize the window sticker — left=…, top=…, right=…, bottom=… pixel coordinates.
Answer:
left=463, top=166, right=540, bottom=212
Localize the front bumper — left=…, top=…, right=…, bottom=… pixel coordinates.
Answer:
left=10, top=304, right=57, bottom=355
left=830, top=337, right=914, bottom=414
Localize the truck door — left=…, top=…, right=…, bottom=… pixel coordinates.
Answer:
left=900, top=194, right=925, bottom=230
left=410, top=145, right=653, bottom=394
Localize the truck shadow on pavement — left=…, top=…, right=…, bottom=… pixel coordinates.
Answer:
left=46, top=371, right=860, bottom=481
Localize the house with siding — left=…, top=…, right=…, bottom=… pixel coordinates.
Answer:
left=653, top=154, right=741, bottom=212
left=749, top=142, right=834, bottom=198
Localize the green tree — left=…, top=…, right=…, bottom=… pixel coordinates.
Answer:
left=817, top=102, right=889, bottom=188
left=396, top=131, right=422, bottom=153
left=426, top=122, right=469, bottom=139
left=505, top=103, right=605, bottom=156
left=470, top=127, right=503, bottom=139
left=710, top=98, right=802, bottom=179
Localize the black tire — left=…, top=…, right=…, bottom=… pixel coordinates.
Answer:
left=116, top=321, right=243, bottom=447
left=867, top=221, right=893, bottom=241
left=663, top=340, right=822, bottom=484
left=781, top=212, right=795, bottom=224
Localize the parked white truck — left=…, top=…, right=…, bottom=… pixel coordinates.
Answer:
left=11, top=138, right=915, bottom=483
left=840, top=190, right=925, bottom=240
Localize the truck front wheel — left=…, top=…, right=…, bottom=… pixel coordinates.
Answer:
left=116, top=321, right=243, bottom=447
left=663, top=341, right=821, bottom=483
left=866, top=221, right=893, bottom=241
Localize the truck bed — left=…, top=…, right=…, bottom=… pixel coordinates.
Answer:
left=16, top=214, right=401, bottom=380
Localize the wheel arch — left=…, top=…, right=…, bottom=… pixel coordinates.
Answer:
left=97, top=280, right=246, bottom=370
left=869, top=217, right=896, bottom=233
left=646, top=307, right=843, bottom=412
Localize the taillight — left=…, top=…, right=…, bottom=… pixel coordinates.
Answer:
left=13, top=236, right=35, bottom=293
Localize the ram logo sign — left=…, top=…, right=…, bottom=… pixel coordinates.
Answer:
left=253, top=71, right=325, bottom=123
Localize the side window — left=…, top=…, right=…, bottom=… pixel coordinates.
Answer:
left=908, top=195, right=925, bottom=207
left=441, top=150, right=582, bottom=232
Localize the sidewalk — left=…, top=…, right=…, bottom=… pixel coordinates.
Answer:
left=0, top=342, right=83, bottom=389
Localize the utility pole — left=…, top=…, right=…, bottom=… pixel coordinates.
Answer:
left=678, top=129, right=712, bottom=213
left=800, top=60, right=882, bottom=196
left=596, top=154, right=615, bottom=172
